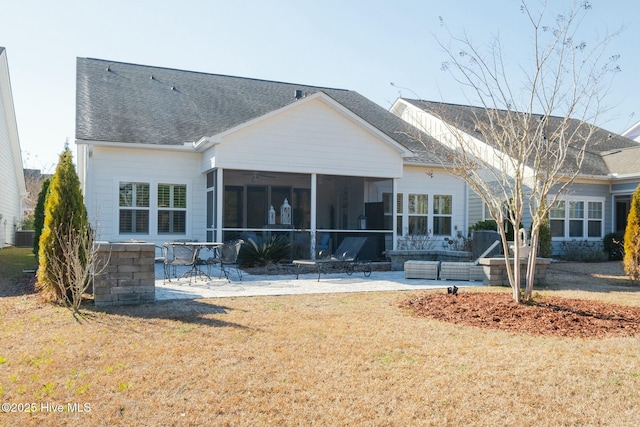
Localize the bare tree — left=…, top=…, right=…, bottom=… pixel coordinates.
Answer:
left=45, top=220, right=109, bottom=314
left=404, top=1, right=621, bottom=302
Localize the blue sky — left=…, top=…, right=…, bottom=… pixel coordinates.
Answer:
left=2, top=0, right=639, bottom=170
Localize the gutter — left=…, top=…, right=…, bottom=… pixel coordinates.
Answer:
left=75, top=139, right=194, bottom=152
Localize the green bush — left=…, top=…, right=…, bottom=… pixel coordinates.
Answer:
left=469, top=219, right=522, bottom=241
left=560, top=240, right=607, bottom=262
left=469, top=220, right=499, bottom=232
left=624, top=184, right=640, bottom=281
left=239, top=235, right=291, bottom=267
left=603, top=232, right=624, bottom=261
left=537, top=218, right=553, bottom=258
left=37, top=149, right=91, bottom=302
left=32, top=177, right=51, bottom=259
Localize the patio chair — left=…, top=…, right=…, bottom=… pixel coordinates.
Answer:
left=207, top=239, right=244, bottom=282
left=162, top=242, right=200, bottom=284
left=293, top=236, right=372, bottom=281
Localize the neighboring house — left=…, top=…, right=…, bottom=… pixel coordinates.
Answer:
left=0, top=47, right=27, bottom=248
left=23, top=168, right=53, bottom=217
left=391, top=98, right=640, bottom=253
left=75, top=58, right=468, bottom=259
left=621, top=121, right=640, bottom=142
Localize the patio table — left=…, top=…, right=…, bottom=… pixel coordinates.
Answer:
left=165, top=241, right=223, bottom=282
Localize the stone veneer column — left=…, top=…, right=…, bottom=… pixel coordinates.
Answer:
left=93, top=242, right=156, bottom=306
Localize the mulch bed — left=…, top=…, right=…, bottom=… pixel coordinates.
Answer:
left=400, top=291, right=640, bottom=339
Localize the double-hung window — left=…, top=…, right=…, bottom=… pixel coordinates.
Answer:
left=119, top=182, right=150, bottom=234
left=568, top=201, right=584, bottom=238
left=408, top=194, right=428, bottom=234
left=587, top=201, right=603, bottom=238
left=433, top=195, right=452, bottom=235
left=550, top=201, right=565, bottom=237
left=158, top=183, right=187, bottom=234
left=549, top=198, right=604, bottom=239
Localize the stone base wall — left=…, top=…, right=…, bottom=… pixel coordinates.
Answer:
left=478, top=257, right=551, bottom=287
left=93, top=243, right=155, bottom=306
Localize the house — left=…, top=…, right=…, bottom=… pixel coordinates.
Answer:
left=0, top=47, right=27, bottom=249
left=75, top=58, right=468, bottom=260
left=390, top=98, right=640, bottom=253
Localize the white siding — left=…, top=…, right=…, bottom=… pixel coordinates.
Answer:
left=0, top=51, right=24, bottom=248
left=85, top=146, right=205, bottom=247
left=206, top=97, right=404, bottom=178
left=396, top=165, right=467, bottom=238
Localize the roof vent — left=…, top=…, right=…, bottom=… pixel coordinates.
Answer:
left=294, top=89, right=303, bottom=100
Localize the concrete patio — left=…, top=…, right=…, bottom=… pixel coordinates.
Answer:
left=154, top=262, right=483, bottom=301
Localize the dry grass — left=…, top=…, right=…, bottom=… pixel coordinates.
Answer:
left=1, top=249, right=640, bottom=426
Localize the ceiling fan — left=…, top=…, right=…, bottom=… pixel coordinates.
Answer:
left=243, top=171, right=276, bottom=182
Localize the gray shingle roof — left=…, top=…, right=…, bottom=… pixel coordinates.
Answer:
left=403, top=99, right=640, bottom=176
left=601, top=146, right=640, bottom=176
left=76, top=58, right=450, bottom=164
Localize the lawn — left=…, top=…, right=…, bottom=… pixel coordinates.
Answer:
left=1, top=247, right=640, bottom=426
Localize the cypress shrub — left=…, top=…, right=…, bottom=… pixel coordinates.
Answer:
left=32, top=177, right=51, bottom=259
left=37, top=148, right=91, bottom=301
left=623, top=184, right=640, bottom=282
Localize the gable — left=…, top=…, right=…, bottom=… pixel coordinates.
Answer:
left=394, top=98, right=640, bottom=177
left=203, top=95, right=405, bottom=178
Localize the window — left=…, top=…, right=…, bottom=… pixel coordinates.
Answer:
left=408, top=194, right=427, bottom=234
left=119, top=182, right=150, bottom=234
left=433, top=195, right=452, bottom=235
left=383, top=192, right=401, bottom=232
left=587, top=201, right=603, bottom=238
left=568, top=201, right=584, bottom=238
left=550, top=201, right=565, bottom=237
left=158, top=184, right=187, bottom=234
left=549, top=199, right=603, bottom=239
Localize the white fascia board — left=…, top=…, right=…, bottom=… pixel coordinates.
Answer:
left=193, top=92, right=415, bottom=158
left=607, top=172, right=640, bottom=180
left=400, top=100, right=539, bottom=180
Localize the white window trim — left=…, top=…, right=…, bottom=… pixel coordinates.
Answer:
left=114, top=178, right=191, bottom=238
left=396, top=192, right=455, bottom=238
left=549, top=195, right=605, bottom=241
left=158, top=183, right=188, bottom=235
left=118, top=181, right=151, bottom=235
left=433, top=194, right=453, bottom=236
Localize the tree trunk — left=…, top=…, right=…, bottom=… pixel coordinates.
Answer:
left=524, top=230, right=539, bottom=301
